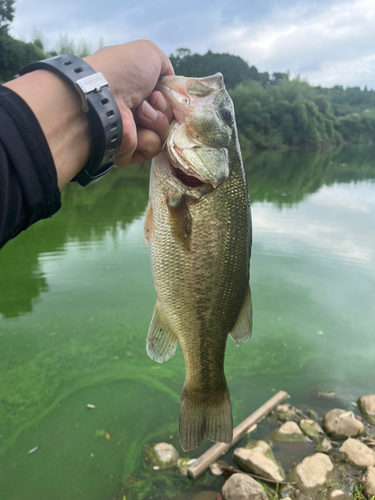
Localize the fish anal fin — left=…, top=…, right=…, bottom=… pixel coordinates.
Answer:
left=229, top=285, right=253, bottom=346
left=144, top=200, right=153, bottom=247
left=146, top=304, right=178, bottom=363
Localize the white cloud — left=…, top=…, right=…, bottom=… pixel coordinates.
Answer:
left=8, top=0, right=375, bottom=89
left=307, top=54, right=375, bottom=88
left=214, top=0, right=375, bottom=87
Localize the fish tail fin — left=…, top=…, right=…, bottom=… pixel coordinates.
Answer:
left=179, top=382, right=233, bottom=452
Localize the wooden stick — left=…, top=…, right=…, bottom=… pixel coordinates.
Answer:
left=187, top=390, right=288, bottom=479
left=218, top=464, right=296, bottom=485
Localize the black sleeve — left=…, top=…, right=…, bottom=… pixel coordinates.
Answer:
left=0, top=85, right=61, bottom=249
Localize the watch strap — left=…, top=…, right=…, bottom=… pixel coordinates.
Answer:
left=18, top=54, right=123, bottom=186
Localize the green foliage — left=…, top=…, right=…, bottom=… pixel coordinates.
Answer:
left=317, top=84, right=375, bottom=116
left=170, top=48, right=270, bottom=89
left=0, top=30, right=45, bottom=82
left=52, top=32, right=93, bottom=58
left=170, top=47, right=375, bottom=149
left=0, top=0, right=14, bottom=32
left=230, top=78, right=343, bottom=149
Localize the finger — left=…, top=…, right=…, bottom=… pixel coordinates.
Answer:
left=135, top=100, right=171, bottom=145
left=156, top=46, right=175, bottom=77
left=130, top=128, right=163, bottom=164
left=148, top=91, right=174, bottom=123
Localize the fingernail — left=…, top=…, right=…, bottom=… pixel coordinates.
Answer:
left=142, top=100, right=158, bottom=121
left=157, top=94, right=167, bottom=113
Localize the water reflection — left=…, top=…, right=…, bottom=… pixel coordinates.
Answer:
left=253, top=182, right=375, bottom=269
left=1, top=146, right=375, bottom=320
left=0, top=164, right=150, bottom=319
left=244, top=145, right=375, bottom=206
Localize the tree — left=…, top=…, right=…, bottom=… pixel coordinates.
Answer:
left=0, top=0, right=15, bottom=32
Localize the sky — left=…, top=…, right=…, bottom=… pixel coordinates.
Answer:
left=9, top=0, right=375, bottom=89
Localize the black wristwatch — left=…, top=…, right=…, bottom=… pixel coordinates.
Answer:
left=18, top=54, right=123, bottom=186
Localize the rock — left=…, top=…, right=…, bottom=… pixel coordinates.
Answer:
left=300, top=419, right=325, bottom=441
left=339, top=438, right=375, bottom=469
left=323, top=409, right=365, bottom=439
left=316, top=437, right=333, bottom=453
left=362, top=465, right=375, bottom=498
left=178, top=458, right=196, bottom=476
left=210, top=462, right=224, bottom=476
left=329, top=490, right=350, bottom=500
left=358, top=395, right=375, bottom=426
left=222, top=473, right=268, bottom=500
left=317, top=391, right=337, bottom=399
left=279, top=485, right=295, bottom=498
left=275, top=404, right=299, bottom=421
left=191, top=492, right=218, bottom=500
left=233, top=440, right=285, bottom=482
left=306, top=408, right=320, bottom=421
left=145, top=442, right=179, bottom=469
left=273, top=421, right=305, bottom=442
left=295, top=453, right=334, bottom=489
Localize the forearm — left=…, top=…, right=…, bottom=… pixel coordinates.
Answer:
left=4, top=70, right=90, bottom=190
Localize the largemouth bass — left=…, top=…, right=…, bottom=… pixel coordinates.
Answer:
left=144, top=73, right=252, bottom=452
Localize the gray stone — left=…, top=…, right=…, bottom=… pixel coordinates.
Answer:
left=279, top=485, right=295, bottom=498
left=323, top=409, right=365, bottom=439
left=300, top=419, right=325, bottom=441
left=329, top=490, right=350, bottom=500
left=273, top=421, right=305, bottom=442
left=339, top=438, right=375, bottom=469
left=362, top=465, right=375, bottom=498
left=295, top=453, right=334, bottom=489
left=146, top=442, right=179, bottom=469
left=275, top=404, right=299, bottom=421
left=316, top=437, right=333, bottom=453
left=222, top=473, right=268, bottom=500
left=233, top=440, right=284, bottom=482
left=306, top=408, right=320, bottom=421
left=178, top=458, right=196, bottom=476
left=359, top=395, right=375, bottom=426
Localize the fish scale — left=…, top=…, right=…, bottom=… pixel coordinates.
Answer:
left=144, top=73, right=252, bottom=451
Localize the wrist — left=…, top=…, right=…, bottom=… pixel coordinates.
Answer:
left=4, top=70, right=90, bottom=189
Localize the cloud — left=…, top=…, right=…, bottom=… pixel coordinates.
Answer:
left=214, top=0, right=375, bottom=87
left=252, top=182, right=375, bottom=268
left=8, top=0, right=375, bottom=89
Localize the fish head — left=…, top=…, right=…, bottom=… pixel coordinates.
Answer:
left=156, top=73, right=236, bottom=196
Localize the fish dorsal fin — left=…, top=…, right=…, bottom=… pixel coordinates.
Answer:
left=147, top=304, right=179, bottom=363
left=229, top=285, right=252, bottom=346
left=144, top=200, right=153, bottom=247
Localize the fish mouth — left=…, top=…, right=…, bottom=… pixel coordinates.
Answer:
left=172, top=164, right=206, bottom=189
left=166, top=123, right=227, bottom=191
left=168, top=157, right=214, bottom=194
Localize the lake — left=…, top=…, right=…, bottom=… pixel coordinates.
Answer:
left=0, top=146, right=374, bottom=500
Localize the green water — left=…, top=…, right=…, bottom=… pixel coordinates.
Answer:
left=0, top=146, right=374, bottom=500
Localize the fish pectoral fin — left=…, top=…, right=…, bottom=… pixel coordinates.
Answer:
left=229, top=285, right=253, bottom=346
left=146, top=304, right=178, bottom=363
left=144, top=200, right=153, bottom=247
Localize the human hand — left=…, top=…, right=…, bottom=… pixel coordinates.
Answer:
left=85, top=40, right=175, bottom=166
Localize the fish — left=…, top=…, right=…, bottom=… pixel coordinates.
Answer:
left=144, top=73, right=252, bottom=452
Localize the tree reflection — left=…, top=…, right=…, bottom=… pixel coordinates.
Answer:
left=0, top=164, right=150, bottom=319
left=244, top=145, right=375, bottom=207
left=1, top=146, right=375, bottom=319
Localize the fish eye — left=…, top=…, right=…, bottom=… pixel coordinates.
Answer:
left=219, top=107, right=232, bottom=122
